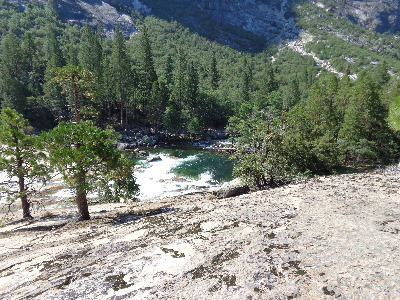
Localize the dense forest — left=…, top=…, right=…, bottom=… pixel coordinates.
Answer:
left=0, top=0, right=400, bottom=219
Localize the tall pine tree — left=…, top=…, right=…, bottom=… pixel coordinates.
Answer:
left=109, top=26, right=133, bottom=128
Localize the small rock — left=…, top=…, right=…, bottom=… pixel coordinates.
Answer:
left=146, top=155, right=162, bottom=162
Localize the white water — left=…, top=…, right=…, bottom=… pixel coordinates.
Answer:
left=134, top=154, right=219, bottom=201
left=0, top=153, right=227, bottom=209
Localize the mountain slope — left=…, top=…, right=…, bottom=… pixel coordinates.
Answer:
left=47, top=0, right=400, bottom=52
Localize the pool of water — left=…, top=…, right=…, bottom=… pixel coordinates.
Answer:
left=133, top=148, right=234, bottom=201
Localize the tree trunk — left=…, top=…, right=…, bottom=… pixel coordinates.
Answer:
left=73, top=82, right=81, bottom=123
left=120, top=99, right=124, bottom=128
left=76, top=192, right=90, bottom=220
left=16, top=152, right=32, bottom=219
left=19, top=174, right=32, bottom=219
left=75, top=171, right=90, bottom=220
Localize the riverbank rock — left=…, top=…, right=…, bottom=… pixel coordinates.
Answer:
left=1, top=170, right=399, bottom=299
left=146, top=155, right=162, bottom=162
left=213, top=185, right=250, bottom=198
left=134, top=148, right=149, bottom=157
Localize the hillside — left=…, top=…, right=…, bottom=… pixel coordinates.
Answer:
left=1, top=168, right=399, bottom=299
left=37, top=0, right=398, bottom=53
left=17, top=0, right=397, bottom=78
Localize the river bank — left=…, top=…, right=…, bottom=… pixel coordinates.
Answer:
left=1, top=167, right=399, bottom=299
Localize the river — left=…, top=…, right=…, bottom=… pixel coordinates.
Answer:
left=133, top=147, right=234, bottom=201
left=0, top=146, right=235, bottom=211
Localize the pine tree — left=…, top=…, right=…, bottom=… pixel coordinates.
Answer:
left=334, top=75, right=352, bottom=124
left=137, top=24, right=157, bottom=113
left=0, top=108, right=49, bottom=219
left=262, top=60, right=278, bottom=96
left=373, top=61, right=390, bottom=87
left=51, top=65, right=96, bottom=123
left=148, top=80, right=166, bottom=128
left=241, top=59, right=252, bottom=102
left=0, top=32, right=26, bottom=112
left=164, top=54, right=174, bottom=90
left=44, top=121, right=138, bottom=220
left=210, top=53, right=220, bottom=90
left=21, top=32, right=43, bottom=97
left=339, top=75, right=394, bottom=164
left=301, top=74, right=340, bottom=170
left=43, top=24, right=67, bottom=121
left=186, top=62, right=199, bottom=111
left=78, top=22, right=103, bottom=78
left=109, top=26, right=133, bottom=128
left=98, top=56, right=115, bottom=123
left=283, top=78, right=300, bottom=111
left=170, top=48, right=187, bottom=108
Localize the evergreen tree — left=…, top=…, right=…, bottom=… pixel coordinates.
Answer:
left=339, top=75, right=395, bottom=164
left=0, top=108, right=49, bottom=219
left=334, top=75, right=352, bottom=124
left=0, top=32, right=26, bottom=112
left=109, top=26, right=133, bottom=128
left=164, top=54, right=174, bottom=90
left=262, top=60, right=278, bottom=96
left=170, top=48, right=187, bottom=108
left=78, top=22, right=103, bottom=78
left=137, top=25, right=157, bottom=113
left=210, top=53, right=220, bottom=90
left=373, top=61, right=390, bottom=87
left=139, top=25, right=157, bottom=87
left=43, top=24, right=67, bottom=121
left=51, top=65, right=96, bottom=123
left=148, top=80, right=167, bottom=128
left=98, top=56, right=115, bottom=124
left=300, top=74, right=340, bottom=170
left=43, top=121, right=138, bottom=220
left=283, top=78, right=300, bottom=111
left=21, top=32, right=43, bottom=97
left=62, top=25, right=81, bottom=66
left=228, top=113, right=293, bottom=189
left=241, top=59, right=252, bottom=102
left=186, top=62, right=199, bottom=111
left=44, top=24, right=64, bottom=68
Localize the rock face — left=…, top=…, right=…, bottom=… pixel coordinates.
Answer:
left=1, top=169, right=399, bottom=299
left=27, top=0, right=400, bottom=51
left=330, top=0, right=400, bottom=34
left=54, top=0, right=139, bottom=37
left=139, top=0, right=300, bottom=51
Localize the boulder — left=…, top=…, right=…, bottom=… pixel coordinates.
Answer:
left=146, top=155, right=162, bottom=162
left=214, top=185, right=250, bottom=199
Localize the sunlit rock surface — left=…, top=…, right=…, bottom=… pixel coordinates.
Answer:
left=1, top=169, right=399, bottom=299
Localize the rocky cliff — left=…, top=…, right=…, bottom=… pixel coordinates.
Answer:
left=327, top=0, right=400, bottom=34
left=28, top=0, right=399, bottom=51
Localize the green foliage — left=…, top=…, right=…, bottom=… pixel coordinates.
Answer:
left=0, top=108, right=49, bottom=218
left=43, top=121, right=138, bottom=219
left=228, top=114, right=297, bottom=189
left=51, top=65, right=97, bottom=123
left=78, top=22, right=103, bottom=78
left=163, top=105, right=183, bottom=133
left=187, top=117, right=202, bottom=137
left=0, top=32, right=27, bottom=112
left=109, top=26, right=134, bottom=128
left=230, top=72, right=400, bottom=189
left=339, top=75, right=398, bottom=164
left=389, top=96, right=400, bottom=131
left=296, top=2, right=400, bottom=75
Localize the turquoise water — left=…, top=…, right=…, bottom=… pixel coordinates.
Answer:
left=155, top=148, right=234, bottom=183
left=133, top=147, right=235, bottom=200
